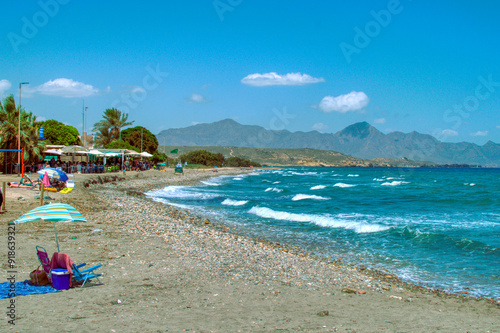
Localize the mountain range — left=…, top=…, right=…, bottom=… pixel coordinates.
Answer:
left=157, top=119, right=500, bottom=167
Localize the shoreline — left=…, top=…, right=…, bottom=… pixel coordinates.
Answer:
left=1, top=168, right=498, bottom=332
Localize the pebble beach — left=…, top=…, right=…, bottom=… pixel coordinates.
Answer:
left=1, top=168, right=498, bottom=332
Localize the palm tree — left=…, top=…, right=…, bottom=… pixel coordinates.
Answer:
left=0, top=94, right=45, bottom=165
left=92, top=108, right=134, bottom=146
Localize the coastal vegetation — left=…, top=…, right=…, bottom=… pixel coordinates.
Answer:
left=92, top=108, right=134, bottom=146
left=162, top=145, right=435, bottom=167
left=39, top=119, right=81, bottom=146
left=0, top=95, right=45, bottom=168
left=0, top=94, right=166, bottom=171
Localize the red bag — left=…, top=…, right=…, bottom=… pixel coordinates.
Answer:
left=30, top=266, right=50, bottom=285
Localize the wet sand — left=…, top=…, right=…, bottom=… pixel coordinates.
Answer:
left=0, top=169, right=498, bottom=332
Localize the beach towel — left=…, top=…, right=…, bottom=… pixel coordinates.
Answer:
left=0, top=281, right=61, bottom=298
left=49, top=252, right=74, bottom=287
left=43, top=172, right=51, bottom=187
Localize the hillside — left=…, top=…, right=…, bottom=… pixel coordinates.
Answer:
left=157, top=119, right=500, bottom=166
left=159, top=146, right=435, bottom=167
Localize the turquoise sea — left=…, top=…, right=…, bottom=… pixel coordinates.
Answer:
left=146, top=167, right=500, bottom=300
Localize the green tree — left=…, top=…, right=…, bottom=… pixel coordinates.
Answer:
left=224, top=156, right=261, bottom=167
left=0, top=94, right=45, bottom=164
left=93, top=108, right=134, bottom=146
left=40, top=119, right=81, bottom=145
left=122, top=126, right=158, bottom=153
left=103, top=139, right=139, bottom=151
left=180, top=150, right=225, bottom=167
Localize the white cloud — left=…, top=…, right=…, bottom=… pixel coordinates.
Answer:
left=374, top=118, right=386, bottom=124
left=440, top=129, right=459, bottom=137
left=471, top=130, right=488, bottom=137
left=29, top=78, right=99, bottom=98
left=318, top=91, right=370, bottom=113
left=0, top=79, right=12, bottom=96
left=312, top=122, right=328, bottom=131
left=130, top=86, right=145, bottom=94
left=187, top=93, right=208, bottom=103
left=241, top=72, right=324, bottom=87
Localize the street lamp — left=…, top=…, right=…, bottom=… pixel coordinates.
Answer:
left=18, top=82, right=29, bottom=175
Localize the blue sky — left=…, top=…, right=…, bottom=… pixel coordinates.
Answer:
left=1, top=0, right=499, bottom=145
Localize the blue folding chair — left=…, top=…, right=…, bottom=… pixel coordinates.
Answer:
left=71, top=263, right=102, bottom=287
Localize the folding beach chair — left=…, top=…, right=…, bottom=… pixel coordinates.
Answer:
left=36, top=246, right=52, bottom=282
left=71, top=262, right=103, bottom=287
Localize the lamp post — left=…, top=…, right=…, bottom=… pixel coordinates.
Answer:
left=18, top=82, right=29, bottom=175
left=82, top=100, right=88, bottom=148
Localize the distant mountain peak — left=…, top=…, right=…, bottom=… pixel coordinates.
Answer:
left=337, top=121, right=381, bottom=139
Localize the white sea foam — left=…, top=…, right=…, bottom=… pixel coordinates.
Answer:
left=333, top=183, right=356, bottom=188
left=373, top=178, right=385, bottom=182
left=310, top=185, right=327, bottom=190
left=291, top=194, right=329, bottom=201
left=265, top=187, right=283, bottom=193
left=288, top=171, right=318, bottom=176
left=149, top=197, right=193, bottom=209
left=221, top=199, right=249, bottom=206
left=348, top=174, right=359, bottom=177
left=273, top=181, right=281, bottom=184
left=381, top=181, right=403, bottom=186
left=200, top=180, right=221, bottom=186
left=248, top=206, right=389, bottom=233
left=146, top=186, right=220, bottom=200
left=233, top=177, right=244, bottom=180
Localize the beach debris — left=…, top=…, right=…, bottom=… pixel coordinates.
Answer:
left=382, top=286, right=391, bottom=291
left=317, top=310, right=329, bottom=316
left=390, top=295, right=403, bottom=300
left=17, top=196, right=25, bottom=200
left=358, top=290, right=367, bottom=294
left=204, top=219, right=210, bottom=225
left=90, top=228, right=103, bottom=234
left=117, top=299, right=122, bottom=304
left=342, top=287, right=357, bottom=294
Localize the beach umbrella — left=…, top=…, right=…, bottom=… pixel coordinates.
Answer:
left=140, top=151, right=153, bottom=158
left=88, top=149, right=105, bottom=157
left=37, top=168, right=69, bottom=182
left=61, top=145, right=89, bottom=154
left=12, top=203, right=87, bottom=252
left=43, top=149, right=62, bottom=155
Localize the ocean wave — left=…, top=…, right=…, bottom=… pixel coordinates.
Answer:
left=248, top=206, right=389, bottom=233
left=288, top=171, right=318, bottom=176
left=221, top=199, right=249, bottom=206
left=291, top=194, right=329, bottom=201
left=381, top=181, right=409, bottom=186
left=265, top=187, right=283, bottom=193
left=310, top=185, right=327, bottom=190
left=333, top=183, right=357, bottom=188
left=146, top=186, right=221, bottom=201
left=200, top=180, right=221, bottom=186
left=348, top=174, right=359, bottom=177
left=373, top=178, right=385, bottom=182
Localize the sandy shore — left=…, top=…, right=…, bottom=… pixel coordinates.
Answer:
left=0, top=168, right=498, bottom=332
